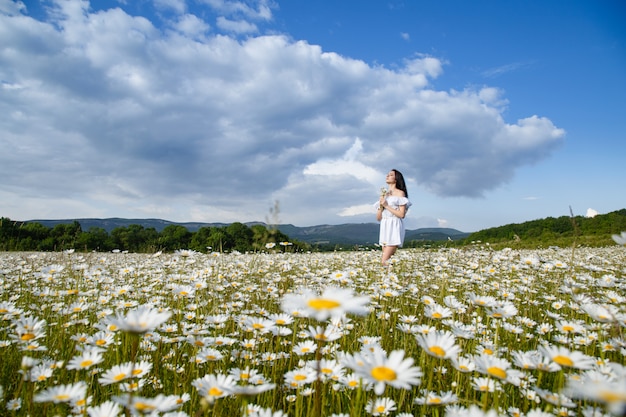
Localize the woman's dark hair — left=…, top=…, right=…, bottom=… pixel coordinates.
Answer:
left=392, top=169, right=408, bottom=198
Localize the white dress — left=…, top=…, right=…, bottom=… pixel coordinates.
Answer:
left=374, top=196, right=412, bottom=247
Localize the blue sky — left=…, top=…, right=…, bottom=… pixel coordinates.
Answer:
left=1, top=0, right=624, bottom=232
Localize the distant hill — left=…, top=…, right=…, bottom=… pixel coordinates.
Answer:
left=463, top=208, right=626, bottom=248
left=25, top=218, right=468, bottom=246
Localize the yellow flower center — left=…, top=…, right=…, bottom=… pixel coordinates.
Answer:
left=487, top=366, right=507, bottom=379
left=134, top=402, right=156, bottom=412
left=429, top=346, right=446, bottom=357
left=598, top=391, right=626, bottom=402
left=209, top=387, right=223, bottom=396
left=21, top=333, right=36, bottom=341
left=432, top=312, right=442, bottom=319
left=294, top=374, right=307, bottom=381
left=114, top=373, right=127, bottom=381
left=307, top=298, right=340, bottom=310
left=96, top=339, right=106, bottom=346
left=80, top=360, right=93, bottom=368
left=553, top=355, right=574, bottom=367
left=54, top=394, right=70, bottom=401
left=428, top=397, right=442, bottom=404
left=371, top=366, right=396, bottom=382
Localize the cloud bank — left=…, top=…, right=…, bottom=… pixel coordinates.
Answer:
left=0, top=0, right=565, bottom=227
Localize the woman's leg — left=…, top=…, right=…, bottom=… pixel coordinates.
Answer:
left=381, top=245, right=397, bottom=266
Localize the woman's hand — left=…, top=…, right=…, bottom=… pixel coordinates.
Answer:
left=379, top=196, right=386, bottom=208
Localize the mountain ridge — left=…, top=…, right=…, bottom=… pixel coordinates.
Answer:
left=24, top=217, right=469, bottom=245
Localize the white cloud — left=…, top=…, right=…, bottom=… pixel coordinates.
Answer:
left=0, top=0, right=26, bottom=15
left=0, top=1, right=566, bottom=227
left=173, top=14, right=211, bottom=38
left=155, top=0, right=187, bottom=14
left=585, top=208, right=599, bottom=218
left=216, top=16, right=258, bottom=33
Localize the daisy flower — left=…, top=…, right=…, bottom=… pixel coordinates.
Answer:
left=581, top=303, right=619, bottom=323
left=66, top=349, right=104, bottom=371
left=11, top=315, right=47, bottom=344
left=303, top=324, right=343, bottom=342
left=365, top=397, right=396, bottom=416
left=98, top=361, right=151, bottom=385
left=414, top=389, right=459, bottom=405
left=34, top=381, right=87, bottom=404
left=564, top=362, right=626, bottom=415
left=293, top=340, right=317, bottom=356
left=194, top=347, right=224, bottom=363
left=471, top=377, right=501, bottom=392
left=192, top=373, right=236, bottom=401
left=425, top=304, right=454, bottom=320
left=451, top=355, right=476, bottom=373
left=556, top=320, right=586, bottom=335
left=538, top=344, right=596, bottom=370
left=474, top=354, right=523, bottom=385
left=281, top=287, right=369, bottom=321
left=488, top=301, right=518, bottom=319
left=106, top=305, right=171, bottom=334
left=611, top=231, right=626, bottom=245
left=533, top=387, right=576, bottom=408
left=6, top=398, right=22, bottom=411
left=23, top=364, right=53, bottom=382
left=348, top=349, right=422, bottom=395
left=317, top=358, right=345, bottom=382
left=283, top=366, right=317, bottom=389
left=511, top=350, right=543, bottom=370
left=87, top=400, right=121, bottom=417
left=86, top=331, right=116, bottom=348
left=112, top=393, right=181, bottom=415
left=467, top=293, right=497, bottom=307
left=416, top=330, right=462, bottom=360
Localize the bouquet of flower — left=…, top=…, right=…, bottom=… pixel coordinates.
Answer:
left=379, top=187, right=387, bottom=209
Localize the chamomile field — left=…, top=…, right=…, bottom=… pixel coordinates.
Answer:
left=0, top=245, right=624, bottom=417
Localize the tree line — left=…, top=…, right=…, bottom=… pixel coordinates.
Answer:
left=0, top=217, right=309, bottom=253
left=460, top=209, right=626, bottom=248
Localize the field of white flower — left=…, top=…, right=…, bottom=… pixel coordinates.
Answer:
left=0, top=245, right=624, bottom=417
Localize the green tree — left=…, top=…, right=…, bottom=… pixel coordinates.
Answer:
left=50, top=221, right=82, bottom=250
left=225, top=222, right=254, bottom=252
left=190, top=227, right=214, bottom=252
left=77, top=227, right=113, bottom=252
left=159, top=225, right=192, bottom=251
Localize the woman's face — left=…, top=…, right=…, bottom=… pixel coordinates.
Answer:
left=386, top=171, right=396, bottom=184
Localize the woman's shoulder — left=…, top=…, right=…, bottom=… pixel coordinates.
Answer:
left=389, top=193, right=411, bottom=205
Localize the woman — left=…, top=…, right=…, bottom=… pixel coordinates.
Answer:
left=375, top=169, right=411, bottom=266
